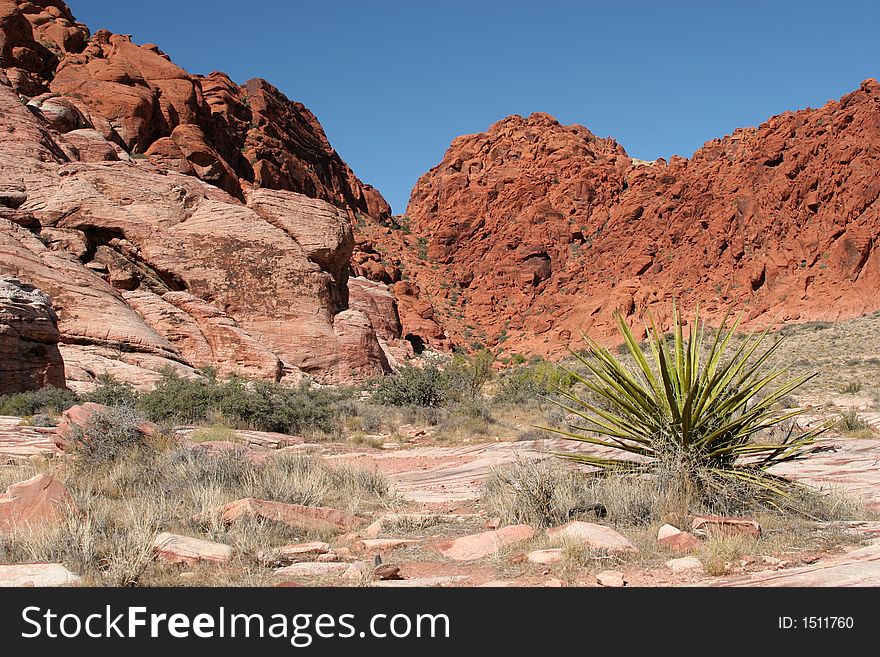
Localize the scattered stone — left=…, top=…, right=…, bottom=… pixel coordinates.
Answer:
left=547, top=521, right=638, bottom=553
left=336, top=531, right=362, bottom=544
left=373, top=564, right=402, bottom=580
left=362, top=519, right=384, bottom=538
left=355, top=538, right=420, bottom=554
left=691, top=515, right=762, bottom=538
left=657, top=523, right=703, bottom=553
left=316, top=552, right=340, bottom=563
left=371, top=575, right=469, bottom=587
left=596, top=570, right=627, bottom=587
left=360, top=512, right=479, bottom=538
left=434, top=524, right=535, bottom=561
left=276, top=562, right=350, bottom=577
left=197, top=498, right=361, bottom=532
left=543, top=578, right=566, bottom=587
left=703, top=543, right=880, bottom=586
left=0, top=473, right=77, bottom=530
left=342, top=561, right=373, bottom=583
left=152, top=532, right=234, bottom=565
left=258, top=541, right=330, bottom=566
left=527, top=548, right=564, bottom=565
left=478, top=580, right=518, bottom=587
left=0, top=563, right=81, bottom=587
left=666, top=556, right=704, bottom=573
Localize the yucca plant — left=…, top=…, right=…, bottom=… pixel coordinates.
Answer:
left=547, top=307, right=830, bottom=512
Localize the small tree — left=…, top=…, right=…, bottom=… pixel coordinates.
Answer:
left=447, top=349, right=495, bottom=403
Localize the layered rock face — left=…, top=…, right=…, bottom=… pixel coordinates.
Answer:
left=0, top=0, right=396, bottom=387
left=0, top=277, right=64, bottom=394
left=406, top=82, right=880, bottom=354
left=1, top=1, right=390, bottom=220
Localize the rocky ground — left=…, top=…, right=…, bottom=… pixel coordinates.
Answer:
left=2, top=403, right=879, bottom=588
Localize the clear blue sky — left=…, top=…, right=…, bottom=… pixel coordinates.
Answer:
left=68, top=0, right=879, bottom=213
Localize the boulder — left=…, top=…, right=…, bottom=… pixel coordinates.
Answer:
left=199, top=498, right=361, bottom=533
left=434, top=524, right=535, bottom=561
left=0, top=563, right=81, bottom=587
left=527, top=548, right=564, bottom=564
left=691, top=515, right=762, bottom=539
left=666, top=556, right=704, bottom=573
left=596, top=570, right=627, bottom=587
left=658, top=523, right=703, bottom=552
left=354, top=538, right=420, bottom=554
left=152, top=532, right=234, bottom=565
left=275, top=562, right=349, bottom=577
left=0, top=473, right=76, bottom=530
left=547, top=521, right=638, bottom=553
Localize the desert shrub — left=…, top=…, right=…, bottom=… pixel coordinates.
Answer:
left=0, top=385, right=78, bottom=417
left=517, top=427, right=549, bottom=441
left=84, top=374, right=139, bottom=408
left=137, top=371, right=220, bottom=424
left=434, top=402, right=494, bottom=441
left=838, top=380, right=862, bottom=394
left=137, top=371, right=343, bottom=435
left=216, top=380, right=343, bottom=435
left=444, top=349, right=495, bottom=403
left=552, top=307, right=831, bottom=514
left=836, top=409, right=870, bottom=435
left=483, top=459, right=597, bottom=528
left=335, top=399, right=385, bottom=433
left=371, top=361, right=448, bottom=407
left=69, top=406, right=152, bottom=466
left=494, top=359, right=576, bottom=404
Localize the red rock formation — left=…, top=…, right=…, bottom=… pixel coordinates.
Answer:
left=0, top=0, right=391, bottom=220
left=0, top=0, right=397, bottom=386
left=406, top=82, right=880, bottom=355
left=0, top=276, right=65, bottom=394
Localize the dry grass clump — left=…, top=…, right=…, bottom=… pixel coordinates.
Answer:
left=482, top=459, right=598, bottom=528
left=0, top=424, right=391, bottom=585
left=483, top=456, right=866, bottom=533
left=0, top=496, right=162, bottom=586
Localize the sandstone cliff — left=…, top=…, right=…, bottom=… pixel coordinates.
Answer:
left=0, top=0, right=400, bottom=389
left=405, top=82, right=880, bottom=355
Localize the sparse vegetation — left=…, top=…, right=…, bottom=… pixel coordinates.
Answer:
left=371, top=360, right=448, bottom=407
left=68, top=405, right=152, bottom=467
left=0, top=447, right=390, bottom=586
left=0, top=385, right=77, bottom=417
left=838, top=380, right=862, bottom=394
left=493, top=358, right=576, bottom=405
left=137, top=372, right=344, bottom=436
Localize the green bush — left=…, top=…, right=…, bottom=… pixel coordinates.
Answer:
left=137, top=371, right=343, bottom=435
left=494, top=360, right=576, bottom=404
left=0, top=386, right=78, bottom=417
left=445, top=349, right=495, bottom=403
left=84, top=374, right=139, bottom=408
left=371, top=361, right=449, bottom=407
left=69, top=406, right=152, bottom=466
